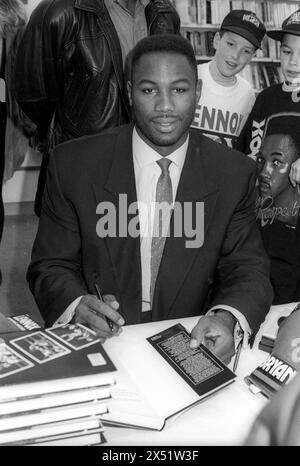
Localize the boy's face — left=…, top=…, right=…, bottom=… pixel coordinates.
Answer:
left=128, top=52, right=200, bottom=156
left=257, top=134, right=297, bottom=199
left=213, top=31, right=256, bottom=78
left=280, top=33, right=300, bottom=85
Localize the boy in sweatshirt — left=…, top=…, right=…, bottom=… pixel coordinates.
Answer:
left=192, top=9, right=266, bottom=148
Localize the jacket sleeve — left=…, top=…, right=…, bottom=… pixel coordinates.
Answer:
left=146, top=0, right=181, bottom=34
left=27, top=147, right=88, bottom=326
left=210, top=163, right=273, bottom=335
left=13, top=0, right=75, bottom=141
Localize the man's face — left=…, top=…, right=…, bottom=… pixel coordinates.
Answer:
left=128, top=52, right=199, bottom=156
left=213, top=31, right=256, bottom=78
left=257, top=134, right=297, bottom=199
left=280, top=34, right=300, bottom=85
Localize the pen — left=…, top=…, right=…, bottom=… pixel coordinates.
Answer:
left=94, top=284, right=114, bottom=332
left=233, top=339, right=242, bottom=373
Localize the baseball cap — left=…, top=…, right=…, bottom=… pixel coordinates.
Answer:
left=221, top=9, right=266, bottom=49
left=267, top=9, right=300, bottom=42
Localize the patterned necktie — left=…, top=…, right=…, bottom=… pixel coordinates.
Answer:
left=150, top=158, right=173, bottom=305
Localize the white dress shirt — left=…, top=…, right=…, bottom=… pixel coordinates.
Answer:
left=57, top=127, right=251, bottom=346
left=132, top=127, right=188, bottom=311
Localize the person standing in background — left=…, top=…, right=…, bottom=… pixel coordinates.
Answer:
left=191, top=9, right=266, bottom=148
left=13, top=0, right=180, bottom=217
left=0, top=0, right=31, bottom=285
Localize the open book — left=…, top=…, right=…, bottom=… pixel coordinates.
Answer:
left=102, top=319, right=236, bottom=431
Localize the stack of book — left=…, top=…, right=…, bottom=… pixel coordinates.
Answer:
left=0, top=324, right=116, bottom=446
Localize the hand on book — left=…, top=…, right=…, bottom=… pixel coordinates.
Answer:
left=189, top=310, right=236, bottom=364
left=73, top=294, right=125, bottom=342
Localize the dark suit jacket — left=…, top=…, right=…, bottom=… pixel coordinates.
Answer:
left=28, top=125, right=273, bottom=331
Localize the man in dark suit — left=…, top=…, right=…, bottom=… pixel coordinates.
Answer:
left=28, top=34, right=273, bottom=363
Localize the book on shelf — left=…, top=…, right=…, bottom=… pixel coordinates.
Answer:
left=177, top=0, right=300, bottom=71
left=176, top=1, right=300, bottom=28
left=101, top=320, right=236, bottom=431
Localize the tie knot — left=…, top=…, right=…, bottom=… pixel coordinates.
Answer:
left=156, top=157, right=171, bottom=175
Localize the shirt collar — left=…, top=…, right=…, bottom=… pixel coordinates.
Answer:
left=132, top=126, right=189, bottom=171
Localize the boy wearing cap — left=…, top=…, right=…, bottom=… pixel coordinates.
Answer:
left=192, top=9, right=266, bottom=148
left=236, top=9, right=300, bottom=190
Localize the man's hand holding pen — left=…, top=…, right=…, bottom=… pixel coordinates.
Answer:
left=73, top=294, right=125, bottom=343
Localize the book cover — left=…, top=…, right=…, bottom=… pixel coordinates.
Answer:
left=147, top=324, right=236, bottom=397
left=0, top=312, right=42, bottom=333
left=101, top=320, right=235, bottom=431
left=0, top=399, right=108, bottom=432
left=0, top=415, right=104, bottom=445
left=30, top=430, right=106, bottom=446
left=0, top=324, right=116, bottom=401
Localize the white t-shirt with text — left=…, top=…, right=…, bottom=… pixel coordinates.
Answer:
left=192, top=62, right=255, bottom=147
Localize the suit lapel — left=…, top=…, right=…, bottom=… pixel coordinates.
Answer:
left=152, top=134, right=219, bottom=320
left=92, top=125, right=142, bottom=323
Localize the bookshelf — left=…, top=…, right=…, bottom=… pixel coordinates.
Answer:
left=174, top=0, right=300, bottom=92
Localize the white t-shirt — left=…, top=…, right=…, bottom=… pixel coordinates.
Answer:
left=192, top=61, right=255, bottom=147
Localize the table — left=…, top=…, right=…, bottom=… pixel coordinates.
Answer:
left=103, top=302, right=298, bottom=446
left=100, top=304, right=292, bottom=446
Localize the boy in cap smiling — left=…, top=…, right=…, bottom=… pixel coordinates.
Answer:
left=192, top=9, right=266, bottom=148
left=236, top=9, right=300, bottom=189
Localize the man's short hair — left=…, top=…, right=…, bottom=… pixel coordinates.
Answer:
left=131, top=33, right=198, bottom=82
left=265, top=115, right=300, bottom=155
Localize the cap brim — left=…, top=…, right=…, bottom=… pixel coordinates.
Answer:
left=267, top=30, right=284, bottom=41
left=221, top=25, right=261, bottom=49
left=267, top=29, right=300, bottom=41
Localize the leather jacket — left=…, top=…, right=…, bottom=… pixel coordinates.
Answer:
left=14, top=0, right=180, bottom=148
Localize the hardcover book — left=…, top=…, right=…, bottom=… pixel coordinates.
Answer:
left=102, top=322, right=236, bottom=431
left=0, top=324, right=116, bottom=401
